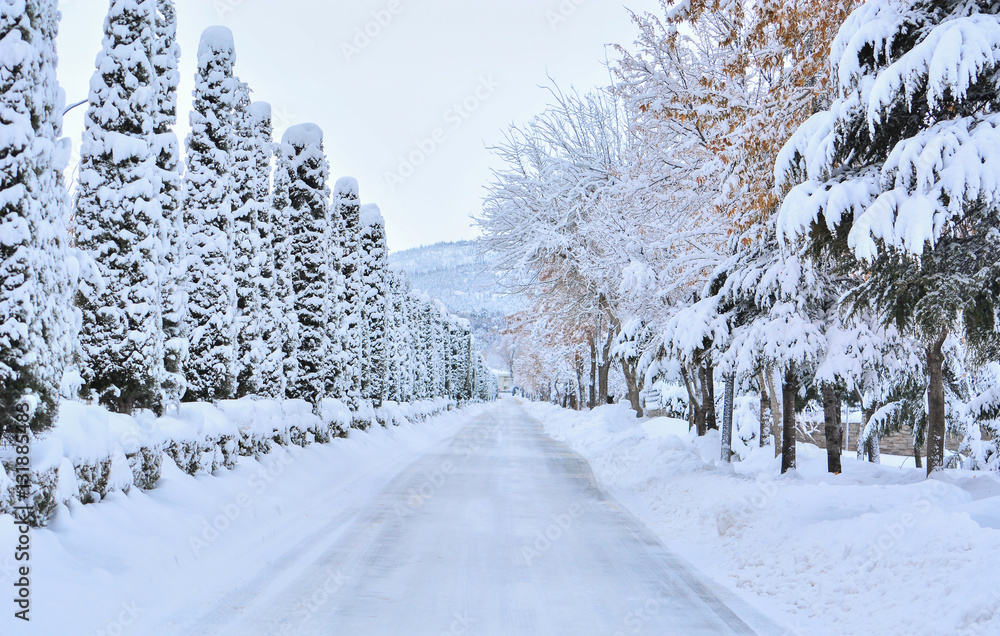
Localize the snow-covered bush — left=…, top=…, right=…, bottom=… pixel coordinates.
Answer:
left=0, top=396, right=459, bottom=525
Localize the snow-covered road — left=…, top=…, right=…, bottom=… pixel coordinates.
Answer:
left=149, top=399, right=776, bottom=635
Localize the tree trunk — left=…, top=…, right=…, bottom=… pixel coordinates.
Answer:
left=698, top=363, right=715, bottom=433
left=926, top=329, right=948, bottom=475
left=575, top=353, right=585, bottom=411
left=721, top=373, right=735, bottom=462
left=914, top=441, right=923, bottom=469
left=694, top=402, right=707, bottom=436
left=843, top=401, right=848, bottom=451
left=858, top=399, right=874, bottom=461
left=866, top=433, right=880, bottom=465
left=621, top=358, right=643, bottom=418
left=821, top=383, right=842, bottom=474
left=597, top=328, right=614, bottom=406
left=589, top=336, right=597, bottom=409
left=765, top=367, right=782, bottom=457
left=855, top=398, right=882, bottom=464
left=705, top=358, right=718, bottom=431
left=758, top=372, right=771, bottom=449
left=682, top=363, right=706, bottom=436
left=781, top=366, right=796, bottom=474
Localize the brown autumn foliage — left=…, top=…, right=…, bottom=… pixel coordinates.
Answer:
left=615, top=0, right=859, bottom=239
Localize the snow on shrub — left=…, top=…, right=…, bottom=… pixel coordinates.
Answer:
left=0, top=397, right=458, bottom=525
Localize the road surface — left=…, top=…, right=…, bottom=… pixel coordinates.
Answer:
left=162, top=399, right=779, bottom=635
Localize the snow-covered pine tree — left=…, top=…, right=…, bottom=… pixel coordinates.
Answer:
left=459, top=323, right=475, bottom=401
left=75, top=0, right=166, bottom=415
left=776, top=0, right=1000, bottom=474
left=410, top=294, right=431, bottom=399
left=359, top=204, right=388, bottom=407
left=0, top=0, right=74, bottom=438
left=445, top=318, right=459, bottom=399
left=330, top=177, right=362, bottom=410
left=247, top=102, right=280, bottom=398
left=231, top=81, right=264, bottom=398
left=385, top=267, right=412, bottom=403
left=319, top=194, right=343, bottom=404
left=153, top=0, right=186, bottom=409
left=430, top=302, right=447, bottom=397
left=270, top=141, right=297, bottom=400
left=32, top=0, right=77, bottom=419
left=183, top=26, right=238, bottom=402
left=283, top=123, right=331, bottom=408
left=401, top=292, right=420, bottom=400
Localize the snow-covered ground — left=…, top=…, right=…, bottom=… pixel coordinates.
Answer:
left=7, top=398, right=998, bottom=635
left=0, top=405, right=477, bottom=635
left=527, top=401, right=1000, bottom=635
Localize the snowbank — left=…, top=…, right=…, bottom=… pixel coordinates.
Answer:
left=0, top=397, right=456, bottom=524
left=525, top=401, right=1000, bottom=635
left=0, top=404, right=477, bottom=635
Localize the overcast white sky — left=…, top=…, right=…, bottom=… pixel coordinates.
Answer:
left=57, top=0, right=661, bottom=252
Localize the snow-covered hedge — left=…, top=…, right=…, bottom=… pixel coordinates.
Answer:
left=0, top=397, right=456, bottom=525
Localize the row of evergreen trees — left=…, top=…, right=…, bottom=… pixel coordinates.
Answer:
left=1, top=0, right=494, bottom=441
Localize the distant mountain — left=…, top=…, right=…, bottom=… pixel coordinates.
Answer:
left=388, top=240, right=526, bottom=352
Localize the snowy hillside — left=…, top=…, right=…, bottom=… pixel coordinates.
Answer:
left=389, top=241, right=527, bottom=347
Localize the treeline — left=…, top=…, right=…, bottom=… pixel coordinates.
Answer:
left=479, top=0, right=1000, bottom=475
left=1, top=0, right=494, bottom=443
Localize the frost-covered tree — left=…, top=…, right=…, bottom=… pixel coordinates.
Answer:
left=330, top=177, right=362, bottom=409
left=230, top=82, right=269, bottom=398
left=410, top=294, right=432, bottom=398
left=0, top=0, right=74, bottom=438
left=183, top=26, right=238, bottom=402
left=430, top=302, right=448, bottom=396
left=478, top=88, right=639, bottom=406
left=270, top=142, right=297, bottom=400
left=359, top=204, right=388, bottom=407
left=615, top=0, right=858, bottom=234
left=776, top=0, right=1000, bottom=474
left=246, top=102, right=280, bottom=397
left=283, top=123, right=331, bottom=407
left=718, top=245, right=831, bottom=474
left=75, top=0, right=165, bottom=415
left=153, top=0, right=186, bottom=409
left=386, top=267, right=413, bottom=402
left=458, top=323, right=475, bottom=401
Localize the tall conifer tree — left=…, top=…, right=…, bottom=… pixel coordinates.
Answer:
left=183, top=26, right=238, bottom=402
left=75, top=0, right=165, bottom=414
